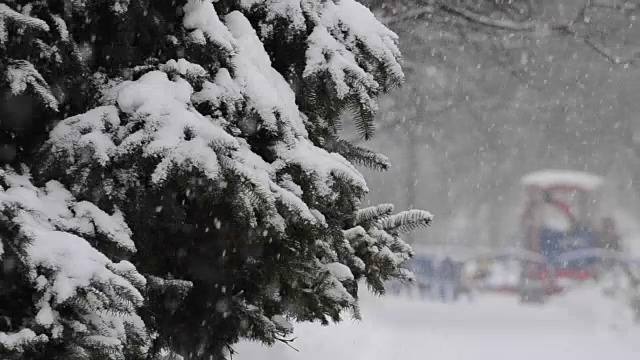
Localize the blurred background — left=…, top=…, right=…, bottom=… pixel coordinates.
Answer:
left=339, top=0, right=640, bottom=252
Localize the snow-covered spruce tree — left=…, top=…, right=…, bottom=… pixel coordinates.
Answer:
left=0, top=169, right=149, bottom=359
left=1, top=0, right=431, bottom=358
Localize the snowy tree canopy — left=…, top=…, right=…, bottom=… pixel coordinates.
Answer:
left=0, top=0, right=430, bottom=359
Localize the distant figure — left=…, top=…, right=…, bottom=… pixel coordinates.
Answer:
left=438, top=256, right=458, bottom=303
left=390, top=256, right=436, bottom=298
left=518, top=262, right=548, bottom=304
left=416, top=256, right=435, bottom=299
left=599, top=217, right=621, bottom=251
left=458, top=262, right=475, bottom=302
left=473, top=260, right=491, bottom=283
left=630, top=289, right=640, bottom=324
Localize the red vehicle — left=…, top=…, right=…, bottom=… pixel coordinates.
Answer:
left=519, top=170, right=620, bottom=285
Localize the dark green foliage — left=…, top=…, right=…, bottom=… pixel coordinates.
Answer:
left=0, top=0, right=90, bottom=164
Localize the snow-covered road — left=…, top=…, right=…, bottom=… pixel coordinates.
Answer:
left=234, top=287, right=640, bottom=360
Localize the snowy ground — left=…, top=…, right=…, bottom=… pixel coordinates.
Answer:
left=234, top=285, right=640, bottom=360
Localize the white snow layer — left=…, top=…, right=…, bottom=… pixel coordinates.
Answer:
left=324, top=262, right=355, bottom=281
left=234, top=286, right=640, bottom=360
left=225, top=11, right=308, bottom=140
left=238, top=0, right=403, bottom=119
left=271, top=314, right=294, bottom=332
left=182, top=0, right=235, bottom=51
left=0, top=169, right=147, bottom=354
left=0, top=170, right=136, bottom=252
left=521, top=169, right=604, bottom=190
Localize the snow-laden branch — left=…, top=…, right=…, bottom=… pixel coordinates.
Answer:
left=380, top=0, right=640, bottom=67
left=583, top=36, right=639, bottom=65
left=382, top=3, right=538, bottom=30
left=0, top=3, right=50, bottom=44
left=380, top=6, right=436, bottom=26
left=439, top=4, right=538, bottom=32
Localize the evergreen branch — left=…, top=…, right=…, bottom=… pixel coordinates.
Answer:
left=349, top=102, right=376, bottom=140
left=0, top=4, right=50, bottom=44
left=5, top=60, right=59, bottom=110
left=377, top=209, right=433, bottom=235
left=331, top=139, right=390, bottom=171
left=348, top=98, right=460, bottom=145
left=274, top=336, right=299, bottom=352
left=330, top=168, right=368, bottom=191
left=343, top=225, right=368, bottom=241
left=355, top=204, right=394, bottom=224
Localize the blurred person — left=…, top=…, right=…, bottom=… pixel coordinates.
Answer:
left=518, top=261, right=548, bottom=304
left=599, top=217, right=621, bottom=252
left=417, top=256, right=435, bottom=300
left=438, top=256, right=458, bottom=303
left=458, top=261, right=475, bottom=302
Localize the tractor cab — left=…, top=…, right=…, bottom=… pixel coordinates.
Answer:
left=520, top=170, right=618, bottom=283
